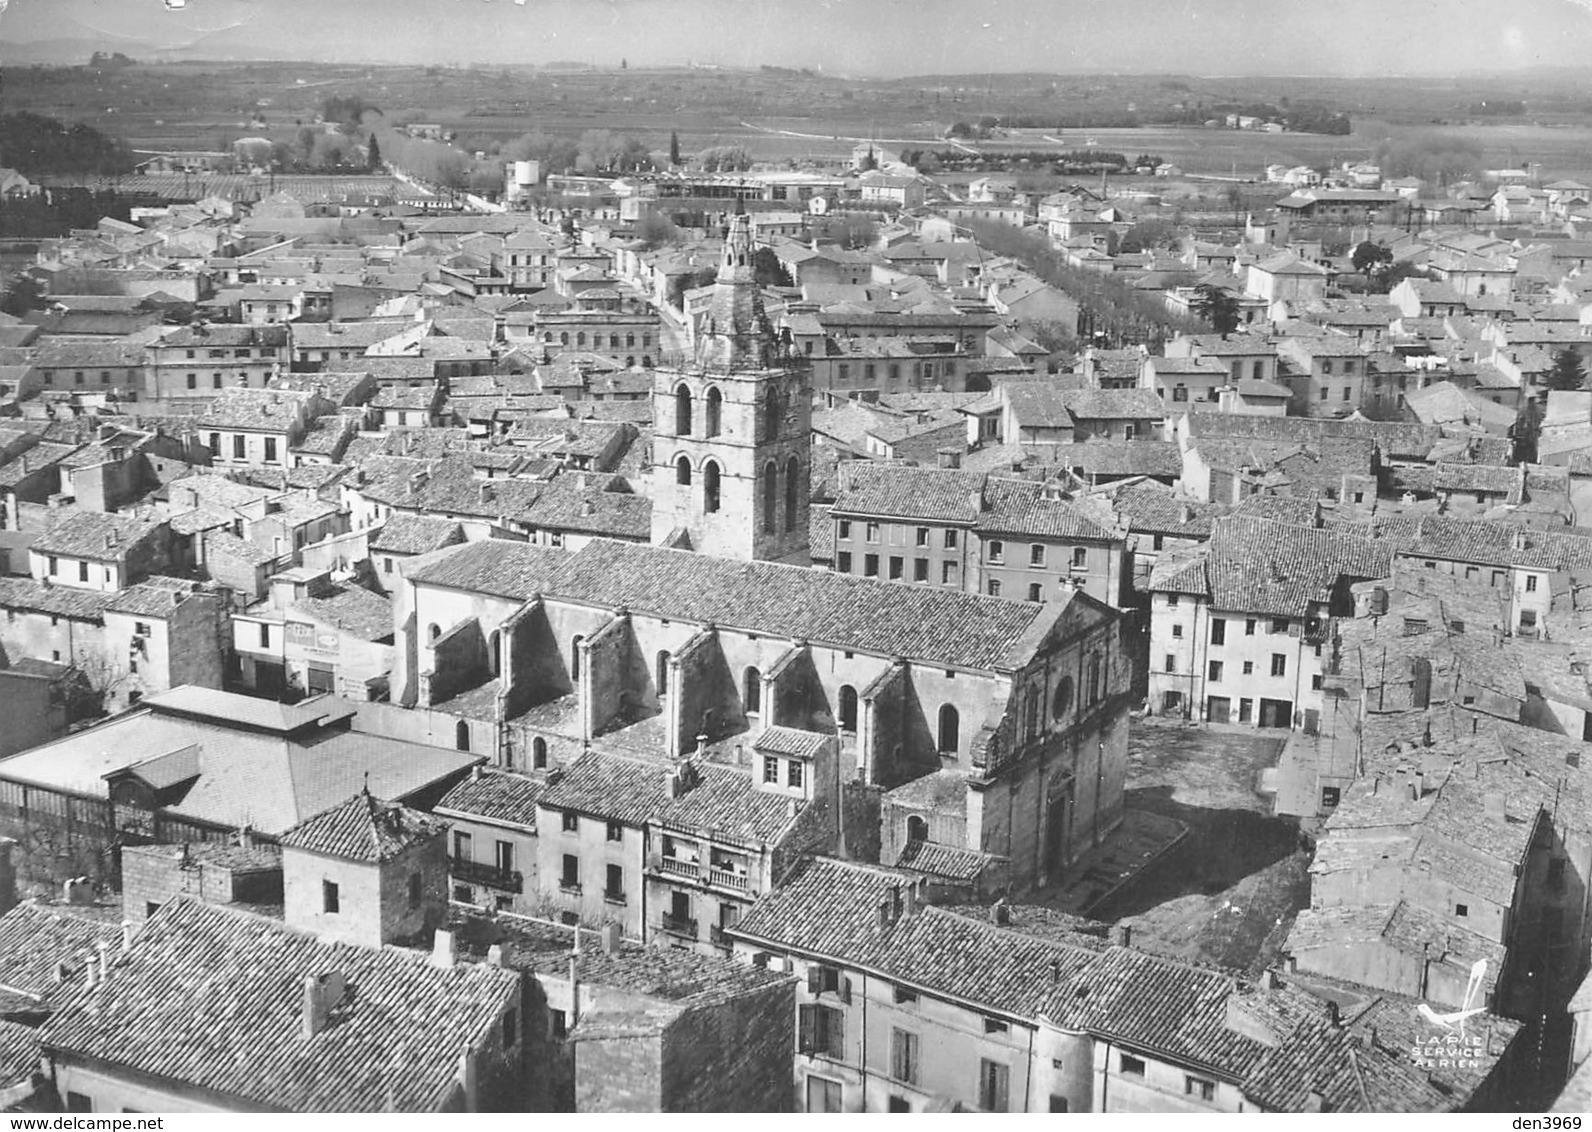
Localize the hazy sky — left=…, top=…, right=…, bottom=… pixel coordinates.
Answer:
left=6, top=0, right=1592, bottom=75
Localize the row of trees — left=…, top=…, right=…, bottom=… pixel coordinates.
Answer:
left=0, top=112, right=135, bottom=176
left=967, top=220, right=1205, bottom=349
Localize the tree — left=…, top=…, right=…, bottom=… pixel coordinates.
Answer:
left=1117, top=220, right=1178, bottom=255
left=0, top=272, right=44, bottom=318
left=1350, top=241, right=1392, bottom=279
left=669, top=130, right=682, bottom=167
left=366, top=132, right=382, bottom=172
left=752, top=246, right=793, bottom=288
left=636, top=211, right=679, bottom=251
left=859, top=145, right=877, bottom=173
left=1190, top=284, right=1241, bottom=335
left=1547, top=348, right=1586, bottom=393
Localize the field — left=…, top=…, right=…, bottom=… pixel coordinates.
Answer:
left=11, top=59, right=1592, bottom=183
left=37, top=172, right=436, bottom=201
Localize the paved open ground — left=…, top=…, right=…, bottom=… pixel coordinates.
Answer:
left=1085, top=717, right=1310, bottom=974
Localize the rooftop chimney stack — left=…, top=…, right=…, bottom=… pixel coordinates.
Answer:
left=430, top=928, right=458, bottom=969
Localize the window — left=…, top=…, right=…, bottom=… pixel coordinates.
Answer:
left=941, top=561, right=956, bottom=584
left=1165, top=654, right=1177, bottom=673
left=987, top=579, right=1002, bottom=597
left=453, top=830, right=472, bottom=861
left=562, top=811, right=579, bottom=834
left=864, top=554, right=879, bottom=577
left=888, top=1097, right=911, bottom=1113
left=1172, top=624, right=1183, bottom=638
left=1210, top=618, right=1226, bottom=645
left=838, top=520, right=852, bottom=539
left=78, top=561, right=89, bottom=583
left=322, top=880, right=340, bottom=914
left=187, top=373, right=198, bottom=389
left=259, top=623, right=271, bottom=649
left=916, top=527, right=930, bottom=547
left=890, top=1029, right=920, bottom=1085
left=703, top=460, right=721, bottom=512
left=788, top=760, right=804, bottom=789
left=865, top=522, right=881, bottom=543
left=561, top=854, right=580, bottom=891
left=979, top=1059, right=1010, bottom=1112
left=1119, top=1054, right=1146, bottom=1077
left=937, top=705, right=959, bottom=755
left=799, top=1004, right=846, bottom=1059
left=455, top=721, right=471, bottom=752
left=1526, top=575, right=1539, bottom=593
left=495, top=840, right=515, bottom=874
left=888, top=556, right=903, bottom=580
left=1321, top=786, right=1341, bottom=808
left=407, top=872, right=423, bottom=909
left=1050, top=1096, right=1070, bottom=1113
left=264, top=437, right=278, bottom=462
left=987, top=540, right=1005, bottom=563
left=232, top=435, right=246, bottom=459
left=944, top=529, right=958, bottom=549
left=1342, top=386, right=1352, bottom=402
left=1208, top=660, right=1223, bottom=682
left=983, top=1017, right=1009, bottom=1035
left=1245, top=618, right=1256, bottom=636
left=837, top=551, right=852, bottom=572
left=674, top=384, right=693, bottom=435
left=1271, top=617, right=1288, bottom=633
left=914, top=558, right=929, bottom=582
left=1455, top=903, right=1468, bottom=917
left=1311, top=674, right=1323, bottom=691
left=1243, top=660, right=1254, bottom=675
left=605, top=864, right=625, bottom=903
left=606, top=820, right=624, bottom=842
left=1185, top=1075, right=1216, bottom=1102
left=1271, top=654, right=1287, bottom=677
left=744, top=667, right=762, bottom=714
left=551, top=1010, right=568, bottom=1039
left=676, top=455, right=692, bottom=486
left=1167, top=593, right=1180, bottom=607
left=533, top=737, right=548, bottom=769
left=838, top=686, right=858, bottom=732
left=1029, top=543, right=1046, bottom=567
left=894, top=986, right=919, bottom=1005
left=1173, top=384, right=1188, bottom=402
left=1028, top=583, right=1042, bottom=602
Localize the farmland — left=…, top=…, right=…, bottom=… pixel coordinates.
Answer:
left=9, top=58, right=1592, bottom=182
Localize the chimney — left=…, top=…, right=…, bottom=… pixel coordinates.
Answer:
left=1116, top=921, right=1133, bottom=948
left=1260, top=969, right=1279, bottom=990
left=431, top=928, right=459, bottom=969
left=903, top=881, right=919, bottom=918
left=1325, top=1000, right=1340, bottom=1026
left=1360, top=1026, right=1377, bottom=1050
left=301, top=975, right=327, bottom=1039
left=96, top=941, right=110, bottom=987
left=991, top=899, right=1010, bottom=925
left=1305, top=1092, right=1326, bottom=1113
left=601, top=922, right=621, bottom=953
left=120, top=919, right=133, bottom=954
left=84, top=951, right=98, bottom=990
left=1483, top=792, right=1507, bottom=821
left=937, top=446, right=962, bottom=469
left=485, top=943, right=506, bottom=966
left=457, top=1045, right=479, bottom=1114
left=568, top=953, right=581, bottom=1028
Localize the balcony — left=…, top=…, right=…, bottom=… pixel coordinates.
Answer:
left=657, top=855, right=700, bottom=880
left=708, top=868, right=750, bottom=892
left=450, top=856, right=523, bottom=894
left=659, top=912, right=698, bottom=938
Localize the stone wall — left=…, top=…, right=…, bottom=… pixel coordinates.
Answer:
left=660, top=978, right=795, bottom=1111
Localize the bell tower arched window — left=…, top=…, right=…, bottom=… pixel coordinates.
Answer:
left=937, top=705, right=960, bottom=755
left=676, top=455, right=692, bottom=485
left=784, top=455, right=800, bottom=531
left=705, top=386, right=723, bottom=437
left=703, top=460, right=721, bottom=513
left=762, top=462, right=778, bottom=533
left=674, top=384, right=693, bottom=436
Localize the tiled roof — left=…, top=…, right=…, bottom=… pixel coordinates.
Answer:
left=38, top=899, right=521, bottom=1112
left=435, top=767, right=544, bottom=830
left=656, top=763, right=801, bottom=846
left=1045, top=441, right=1184, bottom=478
left=977, top=478, right=1123, bottom=541
left=195, top=389, right=316, bottom=432
left=291, top=584, right=394, bottom=643
left=105, top=576, right=205, bottom=619
left=1204, top=517, right=1393, bottom=617
left=30, top=511, right=165, bottom=560
left=281, top=791, right=446, bottom=863
left=0, top=902, right=123, bottom=1009
left=895, top=839, right=990, bottom=880
left=0, top=577, right=113, bottom=622
left=538, top=750, right=670, bottom=826
left=410, top=537, right=1064, bottom=672
left=370, top=514, right=466, bottom=556
left=752, top=726, right=830, bottom=759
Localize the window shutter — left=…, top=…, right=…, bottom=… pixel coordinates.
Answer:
left=839, top=975, right=853, bottom=1004
left=806, top=965, right=822, bottom=995
left=798, top=1004, right=815, bottom=1054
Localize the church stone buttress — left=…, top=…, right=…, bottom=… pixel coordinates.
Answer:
left=649, top=212, right=811, bottom=563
